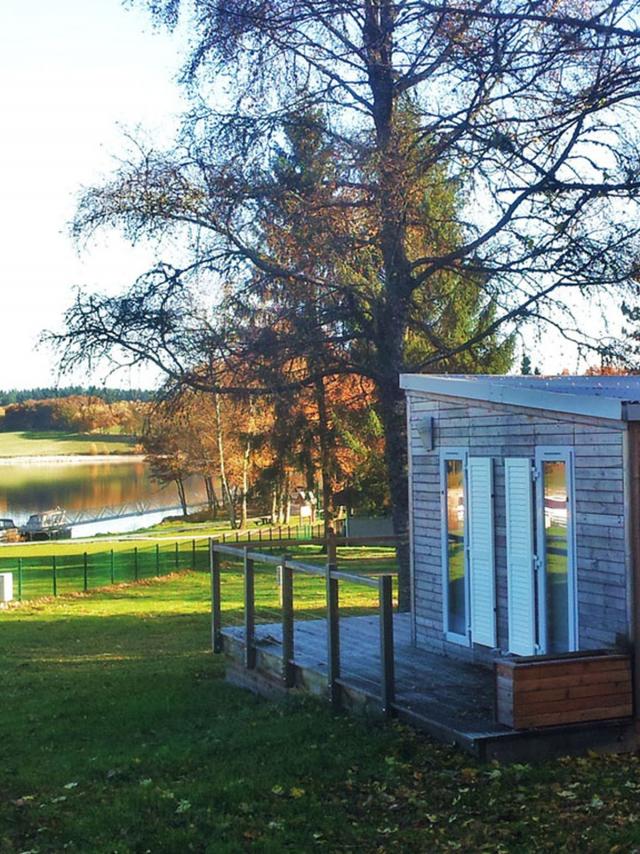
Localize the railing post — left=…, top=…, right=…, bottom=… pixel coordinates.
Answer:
left=17, top=558, right=22, bottom=601
left=83, top=552, right=88, bottom=592
left=155, top=543, right=160, bottom=575
left=379, top=575, right=395, bottom=716
left=210, top=539, right=223, bottom=653
left=244, top=547, right=256, bottom=669
left=281, top=557, right=294, bottom=688
left=52, top=556, right=57, bottom=597
left=326, top=529, right=340, bottom=707
left=110, top=549, right=115, bottom=585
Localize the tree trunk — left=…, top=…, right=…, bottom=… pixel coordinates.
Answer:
left=175, top=477, right=189, bottom=517
left=203, top=475, right=217, bottom=513
left=377, top=379, right=411, bottom=612
left=362, top=12, right=413, bottom=610
left=239, top=437, right=251, bottom=529
left=283, top=471, right=291, bottom=524
left=213, top=393, right=237, bottom=528
left=314, top=377, right=335, bottom=539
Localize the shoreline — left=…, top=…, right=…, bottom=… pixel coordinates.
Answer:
left=0, top=454, right=147, bottom=466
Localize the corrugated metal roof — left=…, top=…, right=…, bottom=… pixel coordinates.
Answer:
left=399, top=374, right=640, bottom=421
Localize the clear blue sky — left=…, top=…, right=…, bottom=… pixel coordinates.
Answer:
left=0, top=0, right=187, bottom=390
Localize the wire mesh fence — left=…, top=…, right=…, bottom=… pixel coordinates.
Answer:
left=0, top=538, right=212, bottom=602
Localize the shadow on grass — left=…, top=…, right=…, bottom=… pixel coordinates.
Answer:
left=0, top=593, right=408, bottom=854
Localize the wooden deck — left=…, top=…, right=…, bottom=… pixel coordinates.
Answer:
left=221, top=614, right=637, bottom=762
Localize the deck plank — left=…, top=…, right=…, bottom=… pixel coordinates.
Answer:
left=223, top=614, right=505, bottom=735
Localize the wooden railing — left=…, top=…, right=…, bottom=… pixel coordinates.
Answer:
left=209, top=535, right=398, bottom=716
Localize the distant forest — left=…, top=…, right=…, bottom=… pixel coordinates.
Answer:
left=0, top=387, right=155, bottom=405
left=0, top=392, right=152, bottom=435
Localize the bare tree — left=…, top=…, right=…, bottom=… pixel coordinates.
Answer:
left=51, top=1, right=640, bottom=606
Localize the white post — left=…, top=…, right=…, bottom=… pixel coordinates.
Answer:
left=0, top=572, right=14, bottom=606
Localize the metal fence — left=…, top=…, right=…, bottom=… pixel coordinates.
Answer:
left=0, top=538, right=212, bottom=602
left=0, top=520, right=351, bottom=603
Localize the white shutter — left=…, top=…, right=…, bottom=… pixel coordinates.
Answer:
left=468, top=457, right=496, bottom=648
left=505, top=457, right=536, bottom=655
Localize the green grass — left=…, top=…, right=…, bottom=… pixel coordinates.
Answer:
left=0, top=537, right=396, bottom=605
left=3, top=574, right=640, bottom=852
left=0, top=430, right=136, bottom=457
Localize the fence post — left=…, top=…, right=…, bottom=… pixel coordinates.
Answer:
left=17, top=558, right=22, bottom=601
left=52, top=556, right=57, bottom=597
left=379, top=574, right=396, bottom=716
left=210, top=539, right=223, bottom=653
left=156, top=543, right=160, bottom=575
left=110, top=549, right=115, bottom=585
left=175, top=541, right=179, bottom=571
left=192, top=538, right=196, bottom=570
left=134, top=547, right=138, bottom=581
left=83, top=552, right=88, bottom=592
left=281, top=557, right=294, bottom=688
left=244, top=547, right=256, bottom=669
left=326, top=529, right=340, bottom=708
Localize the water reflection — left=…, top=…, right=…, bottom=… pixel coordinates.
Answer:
left=446, top=459, right=466, bottom=636
left=543, top=460, right=569, bottom=653
left=0, top=460, right=206, bottom=525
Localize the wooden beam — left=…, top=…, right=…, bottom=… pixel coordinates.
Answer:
left=379, top=574, right=396, bottom=716
left=281, top=560, right=294, bottom=688
left=244, top=548, right=256, bottom=669
left=210, top=539, right=222, bottom=654
left=326, top=556, right=341, bottom=709
left=627, top=422, right=640, bottom=725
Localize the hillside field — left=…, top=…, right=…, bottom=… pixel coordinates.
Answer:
left=0, top=430, right=136, bottom=457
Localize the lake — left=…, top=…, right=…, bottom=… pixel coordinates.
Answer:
left=0, top=458, right=207, bottom=536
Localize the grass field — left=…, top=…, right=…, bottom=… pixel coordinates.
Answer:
left=0, top=430, right=136, bottom=457
left=0, top=534, right=397, bottom=604
left=3, top=573, right=640, bottom=852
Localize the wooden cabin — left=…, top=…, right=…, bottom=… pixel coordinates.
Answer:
left=401, top=374, right=640, bottom=735
left=212, top=374, right=640, bottom=761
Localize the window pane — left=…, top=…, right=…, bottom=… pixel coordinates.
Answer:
left=446, top=459, right=466, bottom=636
left=543, top=460, right=569, bottom=653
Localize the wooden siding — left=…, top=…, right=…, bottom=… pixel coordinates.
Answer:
left=496, top=654, right=633, bottom=729
left=408, top=392, right=629, bottom=657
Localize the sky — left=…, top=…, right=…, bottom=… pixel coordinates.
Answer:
left=0, top=1, right=620, bottom=392
left=0, top=0, right=189, bottom=390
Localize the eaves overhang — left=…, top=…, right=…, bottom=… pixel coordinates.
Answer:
left=400, top=374, right=640, bottom=422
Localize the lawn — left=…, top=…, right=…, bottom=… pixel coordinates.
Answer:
left=2, top=573, right=640, bottom=852
left=0, top=535, right=397, bottom=605
left=0, top=430, right=136, bottom=457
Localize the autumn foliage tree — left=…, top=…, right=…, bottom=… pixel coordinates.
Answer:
left=52, top=1, right=640, bottom=606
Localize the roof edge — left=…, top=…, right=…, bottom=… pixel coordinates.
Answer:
left=399, top=374, right=628, bottom=421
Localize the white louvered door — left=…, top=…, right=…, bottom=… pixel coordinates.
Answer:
left=505, top=457, right=536, bottom=655
left=467, top=457, right=496, bottom=647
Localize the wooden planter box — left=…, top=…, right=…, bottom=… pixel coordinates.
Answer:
left=496, top=652, right=633, bottom=729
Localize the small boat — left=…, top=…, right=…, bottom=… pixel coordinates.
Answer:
left=20, top=509, right=72, bottom=541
